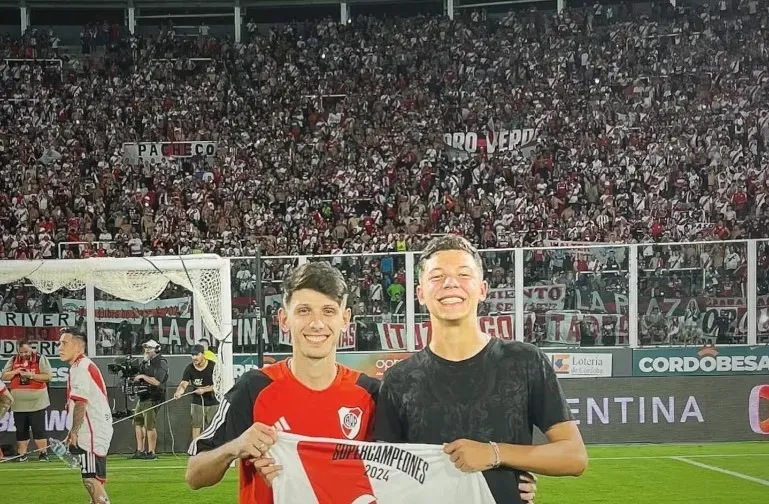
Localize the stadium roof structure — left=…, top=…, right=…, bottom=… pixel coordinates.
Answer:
left=3, top=0, right=454, bottom=7
left=0, top=0, right=569, bottom=19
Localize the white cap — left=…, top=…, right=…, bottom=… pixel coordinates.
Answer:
left=143, top=339, right=160, bottom=349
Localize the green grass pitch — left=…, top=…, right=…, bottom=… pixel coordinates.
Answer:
left=1, top=442, right=767, bottom=503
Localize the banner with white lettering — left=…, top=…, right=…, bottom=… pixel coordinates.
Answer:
left=122, top=141, right=217, bottom=164
left=545, top=311, right=628, bottom=345
left=0, top=312, right=77, bottom=341
left=377, top=315, right=515, bottom=351
left=0, top=312, right=77, bottom=346
left=0, top=339, right=61, bottom=357
left=5, top=376, right=768, bottom=446
left=61, top=297, right=192, bottom=324
left=375, top=312, right=625, bottom=349
left=150, top=317, right=262, bottom=349
left=572, top=291, right=769, bottom=342
left=125, top=316, right=358, bottom=351
left=483, top=285, right=566, bottom=312
left=444, top=129, right=537, bottom=155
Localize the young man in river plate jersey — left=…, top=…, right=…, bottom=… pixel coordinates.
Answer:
left=59, top=328, right=114, bottom=504
left=185, top=262, right=538, bottom=504
left=373, top=235, right=588, bottom=504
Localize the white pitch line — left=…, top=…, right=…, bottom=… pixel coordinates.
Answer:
left=1, top=453, right=769, bottom=472
left=0, top=464, right=189, bottom=472
left=589, top=453, right=769, bottom=461
left=671, top=456, right=769, bottom=487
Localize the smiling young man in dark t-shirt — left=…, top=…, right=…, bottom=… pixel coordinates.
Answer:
left=374, top=235, right=588, bottom=504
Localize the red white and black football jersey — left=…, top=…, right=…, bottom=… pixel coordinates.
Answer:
left=189, top=359, right=379, bottom=504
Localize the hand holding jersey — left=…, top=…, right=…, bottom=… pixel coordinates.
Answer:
left=186, top=262, right=541, bottom=504
left=185, top=264, right=380, bottom=503
left=268, top=432, right=497, bottom=504
left=373, top=237, right=587, bottom=503
left=231, top=422, right=278, bottom=462
left=443, top=439, right=500, bottom=472
left=250, top=429, right=537, bottom=502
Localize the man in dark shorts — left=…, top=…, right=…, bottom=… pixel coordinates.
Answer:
left=374, top=235, right=588, bottom=504
left=131, top=339, right=169, bottom=460
left=174, top=345, right=219, bottom=440
left=1, top=339, right=52, bottom=461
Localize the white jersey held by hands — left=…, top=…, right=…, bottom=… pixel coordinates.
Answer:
left=271, top=432, right=496, bottom=504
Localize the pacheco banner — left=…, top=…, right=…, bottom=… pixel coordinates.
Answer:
left=633, top=345, right=769, bottom=376
left=122, top=141, right=217, bottom=164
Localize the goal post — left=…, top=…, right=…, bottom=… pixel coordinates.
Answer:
left=0, top=254, right=234, bottom=398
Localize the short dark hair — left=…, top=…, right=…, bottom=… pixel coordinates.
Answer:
left=60, top=327, right=87, bottom=347
left=282, top=262, right=349, bottom=308
left=417, top=235, right=484, bottom=276
left=18, top=338, right=31, bottom=349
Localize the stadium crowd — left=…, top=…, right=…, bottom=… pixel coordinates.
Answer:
left=1, top=0, right=768, bottom=351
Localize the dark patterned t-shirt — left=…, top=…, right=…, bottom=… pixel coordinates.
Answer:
left=373, top=338, right=574, bottom=504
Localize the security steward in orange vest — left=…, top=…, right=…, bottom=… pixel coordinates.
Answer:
left=1, top=339, right=53, bottom=462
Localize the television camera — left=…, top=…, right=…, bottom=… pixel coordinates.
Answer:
left=107, top=356, right=150, bottom=419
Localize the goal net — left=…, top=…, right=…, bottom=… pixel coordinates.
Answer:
left=0, top=254, right=233, bottom=399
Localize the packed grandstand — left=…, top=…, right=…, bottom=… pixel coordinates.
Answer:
left=0, top=0, right=768, bottom=353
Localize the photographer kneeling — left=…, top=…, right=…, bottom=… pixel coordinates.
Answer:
left=130, top=340, right=168, bottom=460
